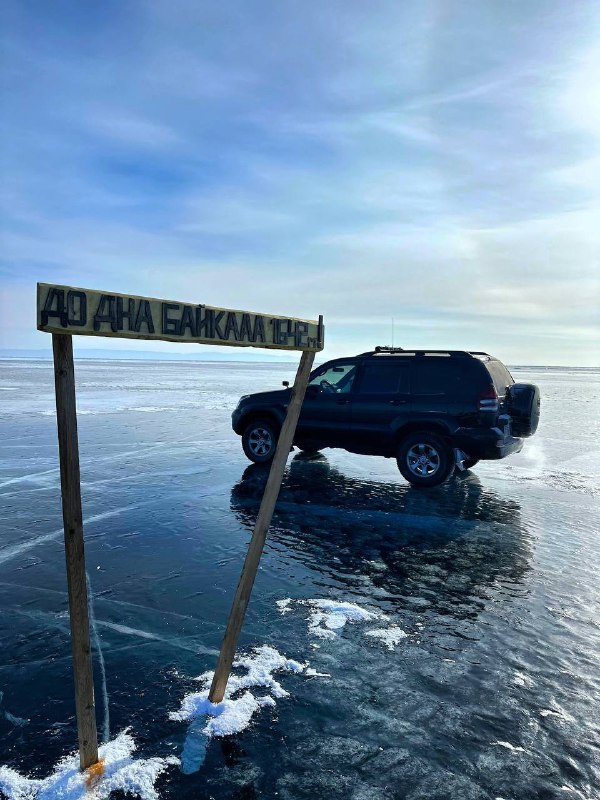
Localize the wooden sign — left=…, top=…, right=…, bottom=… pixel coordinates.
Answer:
left=39, top=280, right=322, bottom=773
left=37, top=283, right=324, bottom=351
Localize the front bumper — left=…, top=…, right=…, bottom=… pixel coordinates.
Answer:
left=232, top=405, right=245, bottom=435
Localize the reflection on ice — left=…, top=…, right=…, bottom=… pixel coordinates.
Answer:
left=231, top=454, right=531, bottom=623
left=0, top=692, right=28, bottom=728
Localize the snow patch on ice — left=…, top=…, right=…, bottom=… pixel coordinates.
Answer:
left=278, top=598, right=381, bottom=639
left=365, top=627, right=408, bottom=650
left=0, top=729, right=177, bottom=800
left=539, top=702, right=573, bottom=722
left=276, top=598, right=292, bottom=615
left=492, top=740, right=527, bottom=753
left=172, top=691, right=261, bottom=738
left=170, top=645, right=307, bottom=734
left=277, top=597, right=410, bottom=647
left=170, top=644, right=321, bottom=774
left=513, top=671, right=535, bottom=687
left=256, top=695, right=277, bottom=708
left=130, top=406, right=182, bottom=413
left=307, top=602, right=375, bottom=638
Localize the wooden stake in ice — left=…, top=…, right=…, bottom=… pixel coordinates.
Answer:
left=208, top=348, right=316, bottom=703
left=52, top=333, right=99, bottom=769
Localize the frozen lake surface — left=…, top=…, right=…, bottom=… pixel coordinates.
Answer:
left=0, top=358, right=599, bottom=799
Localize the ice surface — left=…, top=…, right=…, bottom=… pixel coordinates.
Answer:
left=2, top=360, right=599, bottom=799
left=0, top=730, right=177, bottom=800
left=0, top=506, right=138, bottom=566
left=0, top=692, right=28, bottom=728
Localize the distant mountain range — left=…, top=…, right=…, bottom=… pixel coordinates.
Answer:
left=0, top=348, right=297, bottom=363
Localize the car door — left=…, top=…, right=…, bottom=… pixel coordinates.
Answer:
left=350, top=360, right=412, bottom=454
left=297, top=361, right=357, bottom=446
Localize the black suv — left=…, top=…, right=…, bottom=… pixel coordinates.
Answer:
left=232, top=347, right=540, bottom=487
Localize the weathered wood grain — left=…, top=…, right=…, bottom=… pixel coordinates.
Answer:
left=38, top=284, right=324, bottom=351
left=52, top=333, right=99, bottom=769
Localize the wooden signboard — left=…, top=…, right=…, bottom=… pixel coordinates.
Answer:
left=37, top=282, right=323, bottom=772
left=37, top=283, right=324, bottom=351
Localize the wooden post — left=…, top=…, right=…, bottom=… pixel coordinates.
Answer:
left=209, top=349, right=316, bottom=703
left=52, top=333, right=99, bottom=770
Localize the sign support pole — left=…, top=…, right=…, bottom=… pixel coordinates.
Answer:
left=209, top=348, right=316, bottom=703
left=52, top=333, right=99, bottom=769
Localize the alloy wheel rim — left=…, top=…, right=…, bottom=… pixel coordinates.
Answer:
left=249, top=427, right=273, bottom=456
left=407, top=443, right=441, bottom=477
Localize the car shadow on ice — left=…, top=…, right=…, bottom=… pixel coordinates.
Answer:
left=230, top=454, right=532, bottom=620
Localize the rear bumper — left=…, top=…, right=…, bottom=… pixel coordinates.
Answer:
left=454, top=427, right=524, bottom=461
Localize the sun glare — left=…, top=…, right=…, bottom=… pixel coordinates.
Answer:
left=561, top=49, right=600, bottom=137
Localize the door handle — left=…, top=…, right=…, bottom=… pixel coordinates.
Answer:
left=336, top=398, right=351, bottom=405
left=389, top=399, right=407, bottom=405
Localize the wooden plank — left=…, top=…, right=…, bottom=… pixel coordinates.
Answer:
left=208, top=349, right=316, bottom=703
left=52, top=334, right=99, bottom=770
left=37, top=283, right=324, bottom=351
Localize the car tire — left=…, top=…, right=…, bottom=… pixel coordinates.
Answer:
left=397, top=431, right=455, bottom=488
left=462, top=457, right=479, bottom=470
left=295, top=442, right=322, bottom=455
left=242, top=418, right=278, bottom=464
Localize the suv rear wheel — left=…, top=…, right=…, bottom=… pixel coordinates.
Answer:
left=397, top=431, right=454, bottom=488
left=242, top=418, right=278, bottom=464
left=295, top=441, right=322, bottom=455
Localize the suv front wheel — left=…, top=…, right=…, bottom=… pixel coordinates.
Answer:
left=242, top=418, right=278, bottom=464
left=397, top=431, right=454, bottom=488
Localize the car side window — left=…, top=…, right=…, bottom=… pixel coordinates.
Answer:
left=309, top=363, right=357, bottom=393
left=413, top=360, right=463, bottom=395
left=486, top=360, right=514, bottom=395
left=359, top=364, right=410, bottom=394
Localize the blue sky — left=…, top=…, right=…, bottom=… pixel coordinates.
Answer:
left=1, top=0, right=599, bottom=364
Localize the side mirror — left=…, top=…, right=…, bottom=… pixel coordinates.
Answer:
left=305, top=384, right=319, bottom=398
left=282, top=380, right=290, bottom=388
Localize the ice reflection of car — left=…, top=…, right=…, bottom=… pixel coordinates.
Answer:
left=230, top=454, right=531, bottom=621
left=231, top=347, right=541, bottom=487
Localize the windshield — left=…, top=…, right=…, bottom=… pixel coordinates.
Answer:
left=309, top=363, right=357, bottom=393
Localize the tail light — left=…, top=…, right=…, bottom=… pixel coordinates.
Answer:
left=478, top=384, right=498, bottom=412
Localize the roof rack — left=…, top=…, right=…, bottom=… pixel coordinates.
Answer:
left=356, top=348, right=492, bottom=359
